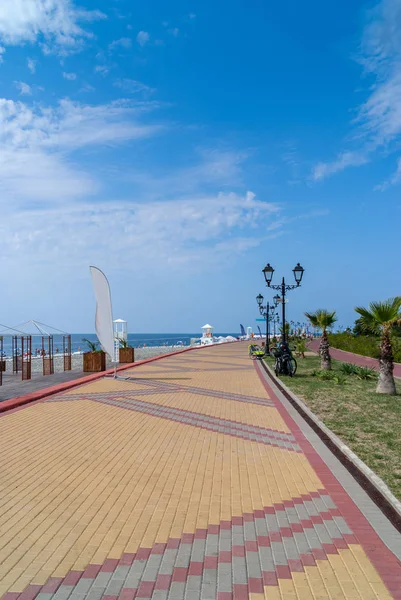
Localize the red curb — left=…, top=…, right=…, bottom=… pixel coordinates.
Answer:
left=0, top=341, right=240, bottom=415
left=255, top=360, right=401, bottom=598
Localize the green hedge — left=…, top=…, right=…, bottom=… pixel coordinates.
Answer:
left=328, top=333, right=401, bottom=363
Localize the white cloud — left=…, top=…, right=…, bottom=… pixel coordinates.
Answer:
left=0, top=96, right=162, bottom=206
left=0, top=192, right=281, bottom=273
left=63, top=71, right=77, bottom=80
left=0, top=45, right=5, bottom=63
left=375, top=156, right=401, bottom=190
left=14, top=81, right=32, bottom=95
left=312, top=151, right=368, bottom=181
left=355, top=71, right=401, bottom=148
left=0, top=0, right=106, bottom=54
left=127, top=149, right=248, bottom=197
left=0, top=95, right=283, bottom=277
left=169, top=28, right=179, bottom=37
left=27, top=57, right=37, bottom=73
left=189, top=13, right=196, bottom=19
left=94, top=64, right=109, bottom=77
left=109, top=37, right=132, bottom=51
left=136, top=30, right=149, bottom=46
left=312, top=0, right=401, bottom=183
left=113, top=78, right=155, bottom=95
left=79, top=82, right=95, bottom=93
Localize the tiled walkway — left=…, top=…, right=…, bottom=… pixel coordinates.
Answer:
left=1, top=343, right=401, bottom=599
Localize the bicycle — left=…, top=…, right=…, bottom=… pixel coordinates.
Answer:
left=271, top=343, right=297, bottom=376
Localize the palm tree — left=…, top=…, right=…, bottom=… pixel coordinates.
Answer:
left=355, top=297, right=401, bottom=395
left=304, top=309, right=337, bottom=370
left=82, top=338, right=99, bottom=352
left=279, top=322, right=291, bottom=338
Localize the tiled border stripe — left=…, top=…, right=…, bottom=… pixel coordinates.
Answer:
left=122, top=378, right=276, bottom=408
left=255, top=360, right=401, bottom=599
left=0, top=491, right=358, bottom=600
left=61, top=383, right=276, bottom=409
left=48, top=392, right=300, bottom=451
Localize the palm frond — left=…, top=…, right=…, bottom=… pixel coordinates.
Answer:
left=305, top=309, right=337, bottom=330
left=355, top=297, right=401, bottom=331
left=304, top=311, right=319, bottom=327
left=82, top=337, right=98, bottom=352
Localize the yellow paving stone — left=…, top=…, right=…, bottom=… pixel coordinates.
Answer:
left=0, top=342, right=396, bottom=599
left=263, top=586, right=282, bottom=600
left=370, top=582, right=395, bottom=599
left=313, top=560, right=346, bottom=599
left=278, top=578, right=298, bottom=598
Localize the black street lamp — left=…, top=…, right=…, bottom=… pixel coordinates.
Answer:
left=256, top=294, right=279, bottom=352
left=262, top=262, right=305, bottom=344
left=272, top=312, right=280, bottom=337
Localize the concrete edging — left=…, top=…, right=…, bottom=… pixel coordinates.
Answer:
left=0, top=341, right=239, bottom=415
left=260, top=358, right=401, bottom=534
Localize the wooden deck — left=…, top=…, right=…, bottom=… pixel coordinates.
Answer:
left=0, top=368, right=91, bottom=402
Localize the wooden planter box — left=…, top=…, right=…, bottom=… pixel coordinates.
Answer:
left=83, top=351, right=106, bottom=372
left=119, top=348, right=135, bottom=364
left=0, top=361, right=5, bottom=372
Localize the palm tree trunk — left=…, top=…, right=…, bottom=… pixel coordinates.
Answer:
left=319, top=330, right=331, bottom=370
left=377, top=330, right=396, bottom=395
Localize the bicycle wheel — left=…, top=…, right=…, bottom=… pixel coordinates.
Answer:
left=287, top=357, right=297, bottom=377
left=274, top=358, right=280, bottom=376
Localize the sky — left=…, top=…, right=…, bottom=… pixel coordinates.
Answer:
left=0, top=0, right=400, bottom=333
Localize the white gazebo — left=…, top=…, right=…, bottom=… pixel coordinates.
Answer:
left=114, top=319, right=127, bottom=342
left=113, top=318, right=128, bottom=362
left=201, top=324, right=214, bottom=346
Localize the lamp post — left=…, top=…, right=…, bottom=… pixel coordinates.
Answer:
left=262, top=263, right=305, bottom=344
left=256, top=294, right=278, bottom=353
left=272, top=312, right=280, bottom=337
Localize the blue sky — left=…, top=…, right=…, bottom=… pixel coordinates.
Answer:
left=0, top=0, right=399, bottom=333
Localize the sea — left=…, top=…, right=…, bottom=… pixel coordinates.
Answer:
left=0, top=333, right=239, bottom=357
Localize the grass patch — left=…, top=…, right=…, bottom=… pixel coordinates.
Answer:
left=265, top=354, right=401, bottom=500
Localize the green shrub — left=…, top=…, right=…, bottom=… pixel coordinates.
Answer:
left=311, top=369, right=346, bottom=385
left=294, top=338, right=307, bottom=357
left=328, top=332, right=401, bottom=363
left=82, top=337, right=100, bottom=352
left=328, top=333, right=380, bottom=358
left=332, top=373, right=347, bottom=385
left=340, top=362, right=358, bottom=375
left=354, top=366, right=378, bottom=380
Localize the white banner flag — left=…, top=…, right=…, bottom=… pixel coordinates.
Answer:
left=90, top=266, right=115, bottom=361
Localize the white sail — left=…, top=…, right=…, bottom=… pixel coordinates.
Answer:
left=90, top=266, right=115, bottom=361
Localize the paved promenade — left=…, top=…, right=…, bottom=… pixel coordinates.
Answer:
left=308, top=339, right=401, bottom=379
left=1, top=343, right=401, bottom=600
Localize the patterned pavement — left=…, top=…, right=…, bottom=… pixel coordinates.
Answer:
left=0, top=343, right=401, bottom=599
